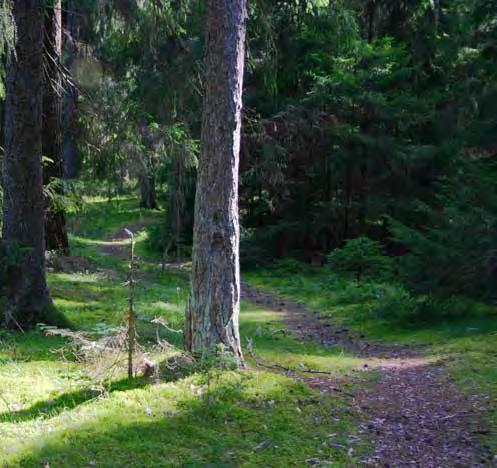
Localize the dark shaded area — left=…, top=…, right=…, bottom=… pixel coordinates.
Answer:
left=2, top=0, right=54, bottom=329
left=42, top=0, right=70, bottom=255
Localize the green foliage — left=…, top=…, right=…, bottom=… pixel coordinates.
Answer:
left=369, top=286, right=475, bottom=323
left=391, top=158, right=497, bottom=300
left=240, top=221, right=307, bottom=264
left=43, top=178, right=84, bottom=215
left=327, top=236, right=391, bottom=280
left=70, top=0, right=497, bottom=296
left=246, top=259, right=497, bottom=331
left=368, top=284, right=417, bottom=321
left=240, top=0, right=497, bottom=279
left=159, top=123, right=198, bottom=260
left=77, top=1, right=203, bottom=197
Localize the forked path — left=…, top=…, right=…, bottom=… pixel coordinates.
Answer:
left=98, top=225, right=492, bottom=466
left=242, top=285, right=493, bottom=467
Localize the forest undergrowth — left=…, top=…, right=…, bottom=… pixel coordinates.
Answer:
left=0, top=198, right=370, bottom=467
left=0, top=198, right=495, bottom=466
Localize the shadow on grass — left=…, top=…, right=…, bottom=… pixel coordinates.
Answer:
left=0, top=377, right=150, bottom=424
left=8, top=373, right=353, bottom=467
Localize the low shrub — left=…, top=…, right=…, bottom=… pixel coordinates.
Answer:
left=369, top=283, right=417, bottom=321
left=146, top=221, right=192, bottom=261
left=327, top=236, right=392, bottom=280
left=371, top=284, right=481, bottom=324
left=146, top=222, right=167, bottom=253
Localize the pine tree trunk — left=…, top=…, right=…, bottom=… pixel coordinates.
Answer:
left=185, top=0, right=247, bottom=365
left=62, top=0, right=80, bottom=179
left=139, top=172, right=158, bottom=209
left=43, top=0, right=70, bottom=255
left=2, top=0, right=53, bottom=328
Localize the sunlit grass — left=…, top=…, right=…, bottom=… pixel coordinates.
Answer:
left=244, top=262, right=497, bottom=452
left=2, top=370, right=361, bottom=467
left=0, top=198, right=367, bottom=466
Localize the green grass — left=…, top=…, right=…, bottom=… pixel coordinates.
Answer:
left=244, top=260, right=497, bottom=452
left=0, top=198, right=367, bottom=466
left=69, top=196, right=160, bottom=240
left=68, top=196, right=163, bottom=266
left=2, top=369, right=362, bottom=467
left=4, top=196, right=494, bottom=464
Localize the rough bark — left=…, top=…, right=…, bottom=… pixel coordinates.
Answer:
left=185, top=0, right=247, bottom=365
left=2, top=0, right=53, bottom=328
left=62, top=0, right=80, bottom=179
left=43, top=0, right=70, bottom=255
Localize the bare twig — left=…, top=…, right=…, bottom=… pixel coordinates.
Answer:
left=125, top=228, right=137, bottom=380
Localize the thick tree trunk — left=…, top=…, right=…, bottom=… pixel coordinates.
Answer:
left=43, top=0, right=70, bottom=255
left=62, top=0, right=80, bottom=179
left=185, top=0, right=247, bottom=365
left=2, top=0, right=53, bottom=328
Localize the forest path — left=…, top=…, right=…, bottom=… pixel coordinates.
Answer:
left=99, top=220, right=158, bottom=260
left=99, top=223, right=492, bottom=467
left=242, top=287, right=491, bottom=467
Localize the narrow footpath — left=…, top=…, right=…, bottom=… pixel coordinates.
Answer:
left=242, top=285, right=492, bottom=467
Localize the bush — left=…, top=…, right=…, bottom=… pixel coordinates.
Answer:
left=240, top=227, right=273, bottom=268
left=146, top=222, right=167, bottom=254
left=274, top=258, right=310, bottom=274
left=145, top=221, right=192, bottom=261
left=369, top=284, right=417, bottom=321
left=391, top=159, right=497, bottom=301
left=410, top=295, right=477, bottom=322
left=327, top=236, right=392, bottom=280
left=371, top=285, right=480, bottom=324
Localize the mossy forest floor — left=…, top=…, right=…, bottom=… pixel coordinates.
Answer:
left=1, top=197, right=496, bottom=466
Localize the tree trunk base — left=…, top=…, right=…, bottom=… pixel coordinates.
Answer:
left=2, top=301, right=71, bottom=331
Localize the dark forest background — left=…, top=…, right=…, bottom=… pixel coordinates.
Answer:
left=1, top=0, right=497, bottom=303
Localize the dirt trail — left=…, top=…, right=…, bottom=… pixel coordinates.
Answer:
left=99, top=225, right=493, bottom=467
left=242, top=285, right=493, bottom=467
left=99, top=221, right=155, bottom=260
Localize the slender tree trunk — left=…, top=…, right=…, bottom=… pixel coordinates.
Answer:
left=432, top=0, right=440, bottom=36
left=2, top=0, right=54, bottom=328
left=139, top=172, right=158, bottom=209
left=366, top=0, right=378, bottom=43
left=43, top=0, right=70, bottom=255
left=185, top=0, right=247, bottom=365
left=62, top=0, right=80, bottom=179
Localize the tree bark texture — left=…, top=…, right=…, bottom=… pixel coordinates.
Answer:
left=185, top=0, right=247, bottom=365
left=2, top=0, right=53, bottom=328
left=62, top=0, right=80, bottom=179
left=43, top=0, right=70, bottom=255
